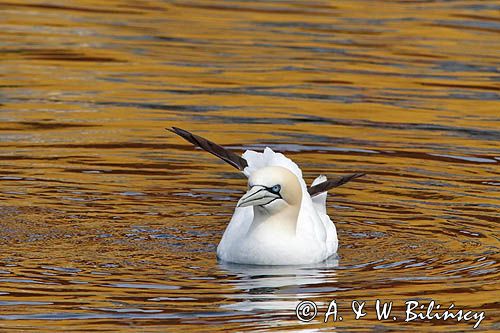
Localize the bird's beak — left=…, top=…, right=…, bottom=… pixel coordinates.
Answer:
left=237, top=186, right=280, bottom=208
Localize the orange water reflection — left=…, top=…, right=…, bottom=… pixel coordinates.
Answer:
left=0, top=0, right=499, bottom=331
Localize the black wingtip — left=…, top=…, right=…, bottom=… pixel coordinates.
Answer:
left=166, top=126, right=185, bottom=134
left=308, top=172, right=366, bottom=197
left=166, top=126, right=248, bottom=171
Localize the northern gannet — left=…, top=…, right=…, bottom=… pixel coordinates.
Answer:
left=168, top=127, right=364, bottom=265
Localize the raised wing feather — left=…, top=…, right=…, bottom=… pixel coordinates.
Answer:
left=308, top=173, right=365, bottom=197
left=167, top=127, right=248, bottom=171
left=311, top=175, right=328, bottom=215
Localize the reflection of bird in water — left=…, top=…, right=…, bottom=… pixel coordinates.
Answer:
left=168, top=127, right=364, bottom=265
left=218, top=258, right=339, bottom=312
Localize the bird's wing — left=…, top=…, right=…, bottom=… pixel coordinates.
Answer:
left=311, top=175, right=328, bottom=215
left=308, top=173, right=365, bottom=197
left=168, top=126, right=364, bottom=193
left=167, top=127, right=248, bottom=171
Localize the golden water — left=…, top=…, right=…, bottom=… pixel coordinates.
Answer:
left=1, top=0, right=499, bottom=331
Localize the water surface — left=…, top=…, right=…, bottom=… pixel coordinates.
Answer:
left=1, top=0, right=499, bottom=331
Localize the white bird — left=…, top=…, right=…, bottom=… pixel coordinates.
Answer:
left=168, top=127, right=364, bottom=265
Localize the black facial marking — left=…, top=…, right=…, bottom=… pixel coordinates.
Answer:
left=269, top=184, right=281, bottom=194
left=254, top=184, right=282, bottom=198
left=249, top=184, right=283, bottom=205
left=244, top=186, right=267, bottom=201
left=262, top=197, right=280, bottom=206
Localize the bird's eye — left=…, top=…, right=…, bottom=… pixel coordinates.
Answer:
left=270, top=184, right=281, bottom=194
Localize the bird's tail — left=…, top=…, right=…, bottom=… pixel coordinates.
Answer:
left=311, top=175, right=328, bottom=215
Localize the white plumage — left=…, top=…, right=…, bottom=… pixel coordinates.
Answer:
left=216, top=148, right=338, bottom=265
left=168, top=127, right=363, bottom=266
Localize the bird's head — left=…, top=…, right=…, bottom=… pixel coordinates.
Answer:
left=237, top=166, right=302, bottom=214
